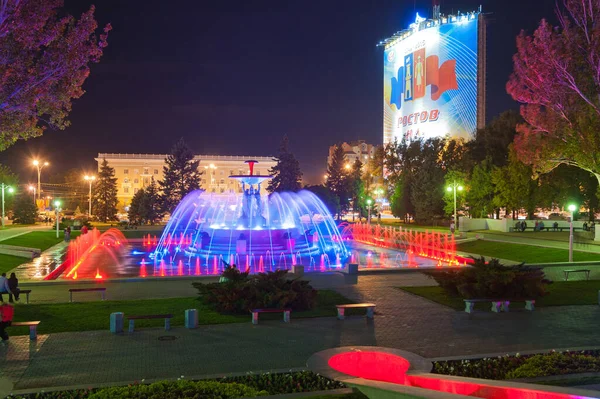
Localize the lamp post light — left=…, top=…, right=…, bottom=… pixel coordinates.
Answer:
left=54, top=200, right=61, bottom=238
left=367, top=198, right=373, bottom=224
left=28, top=185, right=36, bottom=204
left=32, top=160, right=49, bottom=200
left=446, top=182, right=464, bottom=234
left=1, top=184, right=14, bottom=228
left=84, top=175, right=96, bottom=217
left=568, top=204, right=577, bottom=263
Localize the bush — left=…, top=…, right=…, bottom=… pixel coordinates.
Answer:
left=4, top=372, right=344, bottom=399
left=194, top=269, right=317, bottom=314
left=88, top=380, right=267, bottom=399
left=433, top=350, right=600, bottom=380
left=424, top=257, right=550, bottom=299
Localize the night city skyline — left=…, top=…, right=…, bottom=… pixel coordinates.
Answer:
left=0, top=0, right=557, bottom=184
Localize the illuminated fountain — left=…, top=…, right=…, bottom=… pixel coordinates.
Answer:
left=151, top=160, right=348, bottom=274
left=45, top=228, right=127, bottom=280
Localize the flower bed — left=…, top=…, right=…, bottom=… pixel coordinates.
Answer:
left=433, top=350, right=600, bottom=380
left=5, top=371, right=346, bottom=399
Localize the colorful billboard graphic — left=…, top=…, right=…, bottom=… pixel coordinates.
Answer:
left=383, top=15, right=479, bottom=144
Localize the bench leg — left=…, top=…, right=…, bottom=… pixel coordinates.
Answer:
left=564, top=272, right=569, bottom=281
left=366, top=307, right=374, bottom=318
left=586, top=271, right=590, bottom=280
left=101, top=291, right=106, bottom=301
left=165, top=318, right=171, bottom=331
left=26, top=292, right=30, bottom=304
left=501, top=301, right=510, bottom=312
left=29, top=326, right=37, bottom=341
left=128, top=319, right=135, bottom=333
left=337, top=308, right=345, bottom=320
left=525, top=300, right=535, bottom=311
left=464, top=302, right=474, bottom=314
left=69, top=292, right=73, bottom=303
left=283, top=311, right=290, bottom=323
left=491, top=302, right=502, bottom=313
left=251, top=312, right=258, bottom=325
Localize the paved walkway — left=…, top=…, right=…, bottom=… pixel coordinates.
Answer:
left=467, top=231, right=600, bottom=253
left=0, top=225, right=52, bottom=243
left=2, top=273, right=600, bottom=392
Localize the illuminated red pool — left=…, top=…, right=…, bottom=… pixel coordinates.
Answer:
left=323, top=349, right=595, bottom=399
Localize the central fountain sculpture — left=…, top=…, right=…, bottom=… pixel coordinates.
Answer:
left=152, top=160, right=348, bottom=273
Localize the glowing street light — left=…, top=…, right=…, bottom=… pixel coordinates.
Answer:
left=1, top=183, right=14, bottom=228
left=568, top=204, right=577, bottom=262
left=32, top=159, right=49, bottom=200
left=447, top=182, right=463, bottom=234
left=84, top=175, right=96, bottom=218
left=366, top=198, right=373, bottom=224
left=54, top=200, right=61, bottom=238
left=345, top=163, right=351, bottom=170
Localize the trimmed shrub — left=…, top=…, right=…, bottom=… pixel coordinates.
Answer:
left=219, top=371, right=345, bottom=394
left=87, top=380, right=267, bottom=399
left=194, top=269, right=317, bottom=314
left=425, top=256, right=550, bottom=299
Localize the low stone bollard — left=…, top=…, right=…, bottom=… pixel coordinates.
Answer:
left=345, top=263, right=359, bottom=275
left=185, top=309, right=198, bottom=329
left=110, top=312, right=124, bottom=334
left=291, top=265, right=304, bottom=276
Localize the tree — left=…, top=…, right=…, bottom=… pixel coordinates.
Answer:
left=144, top=177, right=162, bottom=223
left=93, top=159, right=118, bottom=222
left=467, top=158, right=495, bottom=218
left=267, top=136, right=302, bottom=193
left=365, top=145, right=385, bottom=194
left=326, top=144, right=350, bottom=218
left=160, top=138, right=201, bottom=213
left=0, top=0, right=110, bottom=150
left=469, top=111, right=521, bottom=167
left=0, top=164, right=18, bottom=211
left=12, top=193, right=37, bottom=224
left=348, top=159, right=366, bottom=220
left=410, top=139, right=446, bottom=224
left=128, top=188, right=145, bottom=225
left=506, top=0, right=600, bottom=184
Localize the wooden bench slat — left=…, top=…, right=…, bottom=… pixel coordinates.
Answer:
left=20, top=289, right=32, bottom=293
left=336, top=303, right=376, bottom=308
left=69, top=288, right=106, bottom=292
left=11, top=321, right=40, bottom=326
left=251, top=308, right=291, bottom=313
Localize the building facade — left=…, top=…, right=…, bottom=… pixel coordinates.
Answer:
left=327, top=140, right=377, bottom=166
left=95, top=153, right=276, bottom=209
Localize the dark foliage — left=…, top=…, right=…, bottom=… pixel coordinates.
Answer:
left=424, top=257, right=550, bottom=299
left=193, top=269, right=317, bottom=313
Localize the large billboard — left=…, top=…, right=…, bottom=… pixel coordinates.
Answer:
left=383, top=14, right=480, bottom=144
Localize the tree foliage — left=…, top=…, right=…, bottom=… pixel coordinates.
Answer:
left=267, top=136, right=302, bottom=193
left=128, top=178, right=162, bottom=224
left=160, top=138, right=201, bottom=213
left=507, top=0, right=600, bottom=183
left=93, top=159, right=118, bottom=222
left=12, top=193, right=37, bottom=224
left=0, top=0, right=110, bottom=150
left=304, top=184, right=340, bottom=216
left=326, top=144, right=350, bottom=217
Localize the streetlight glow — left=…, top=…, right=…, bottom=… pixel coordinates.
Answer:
left=458, top=186, right=464, bottom=191
left=446, top=186, right=452, bottom=192
left=7, top=187, right=14, bottom=194
left=568, top=204, right=577, bottom=212
left=32, top=159, right=49, bottom=200
left=54, top=200, right=60, bottom=208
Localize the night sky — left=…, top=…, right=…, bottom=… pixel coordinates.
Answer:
left=0, top=0, right=557, bottom=184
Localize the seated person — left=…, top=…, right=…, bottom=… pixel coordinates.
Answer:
left=539, top=221, right=545, bottom=231
left=553, top=222, right=559, bottom=231
left=7, top=273, right=19, bottom=303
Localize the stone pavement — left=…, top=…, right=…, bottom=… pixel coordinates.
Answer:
left=2, top=273, right=600, bottom=391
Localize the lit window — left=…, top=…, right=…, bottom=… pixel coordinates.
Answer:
left=220, top=170, right=224, bottom=175
left=134, top=188, right=138, bottom=194
left=144, top=178, right=149, bottom=185
left=124, top=169, right=129, bottom=174
left=202, top=179, right=207, bottom=184
left=143, top=168, right=149, bottom=175
left=154, top=169, right=158, bottom=174
left=124, top=178, right=129, bottom=183
left=134, top=169, right=139, bottom=174
left=134, top=178, right=139, bottom=184
left=220, top=179, right=224, bottom=184
left=229, top=169, right=234, bottom=175
left=220, top=188, right=225, bottom=193
left=124, top=187, right=129, bottom=193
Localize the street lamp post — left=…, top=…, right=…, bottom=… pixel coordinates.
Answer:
left=446, top=182, right=464, bottom=234
left=367, top=199, right=373, bottom=224
left=54, top=200, right=61, bottom=238
left=84, top=175, right=96, bottom=217
left=32, top=160, right=49, bottom=200
left=568, top=204, right=577, bottom=262
left=1, top=183, right=14, bottom=228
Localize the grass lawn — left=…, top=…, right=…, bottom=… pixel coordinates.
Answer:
left=8, top=289, right=354, bottom=336
left=456, top=240, right=600, bottom=263
left=399, top=280, right=600, bottom=310
left=1, top=231, right=80, bottom=251
left=0, top=253, right=27, bottom=274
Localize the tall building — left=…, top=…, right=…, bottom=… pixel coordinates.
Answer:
left=327, top=140, right=377, bottom=166
left=95, top=153, right=276, bottom=209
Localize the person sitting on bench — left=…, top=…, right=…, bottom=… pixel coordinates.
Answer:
left=7, top=273, right=19, bottom=303
left=0, top=302, right=14, bottom=342
left=553, top=222, right=559, bottom=231
left=0, top=273, right=15, bottom=303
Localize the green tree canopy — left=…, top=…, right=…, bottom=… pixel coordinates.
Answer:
left=267, top=136, right=302, bottom=193
left=160, top=138, right=201, bottom=213
left=92, top=159, right=118, bottom=222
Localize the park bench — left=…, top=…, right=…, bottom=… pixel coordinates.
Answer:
left=464, top=299, right=535, bottom=313
left=9, top=321, right=40, bottom=340
left=19, top=289, right=32, bottom=304
left=336, top=303, right=376, bottom=320
left=563, top=269, right=591, bottom=281
left=69, top=287, right=106, bottom=302
left=250, top=308, right=291, bottom=325
left=127, top=314, right=173, bottom=332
